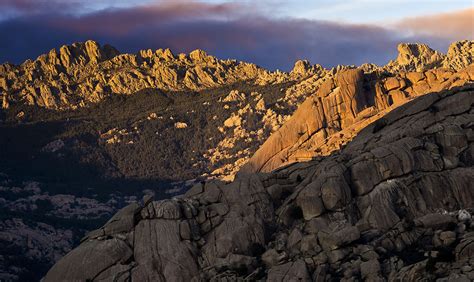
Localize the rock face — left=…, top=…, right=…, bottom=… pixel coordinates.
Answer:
left=386, top=41, right=474, bottom=72
left=45, top=86, right=474, bottom=281
left=444, top=40, right=474, bottom=71
left=387, top=43, right=444, bottom=72
left=241, top=65, right=474, bottom=173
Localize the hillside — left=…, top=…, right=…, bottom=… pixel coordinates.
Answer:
left=45, top=85, right=474, bottom=281
left=1, top=40, right=473, bottom=181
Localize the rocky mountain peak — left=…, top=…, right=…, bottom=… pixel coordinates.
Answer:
left=43, top=40, right=120, bottom=69
left=291, top=60, right=312, bottom=75
left=290, top=60, right=324, bottom=78
left=152, top=48, right=175, bottom=61
left=444, top=40, right=474, bottom=70
left=387, top=42, right=445, bottom=72
left=189, top=49, right=211, bottom=62
left=397, top=42, right=436, bottom=58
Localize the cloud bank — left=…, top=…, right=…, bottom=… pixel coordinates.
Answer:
left=0, top=1, right=471, bottom=70
left=397, top=8, right=474, bottom=49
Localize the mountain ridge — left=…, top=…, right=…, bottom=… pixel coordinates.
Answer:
left=2, top=40, right=472, bottom=181
left=1, top=40, right=473, bottom=111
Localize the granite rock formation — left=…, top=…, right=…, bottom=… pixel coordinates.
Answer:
left=242, top=65, right=474, bottom=174
left=386, top=40, right=474, bottom=72
left=0, top=40, right=288, bottom=109
left=1, top=41, right=473, bottom=182
left=1, top=40, right=473, bottom=280
left=1, top=40, right=473, bottom=111
left=45, top=85, right=474, bottom=281
left=443, top=40, right=474, bottom=71
left=385, top=43, right=444, bottom=72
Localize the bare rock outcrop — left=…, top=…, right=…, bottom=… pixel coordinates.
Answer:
left=444, top=40, right=474, bottom=71
left=290, top=60, right=324, bottom=78
left=1, top=40, right=472, bottom=111
left=386, top=43, right=445, bottom=72
left=384, top=41, right=474, bottom=74
left=0, top=41, right=283, bottom=110
left=44, top=86, right=474, bottom=281
left=241, top=65, right=474, bottom=173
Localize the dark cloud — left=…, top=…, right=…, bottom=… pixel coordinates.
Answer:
left=0, top=1, right=469, bottom=70
left=0, top=0, right=80, bottom=16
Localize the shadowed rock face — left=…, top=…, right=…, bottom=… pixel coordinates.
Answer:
left=45, top=86, right=474, bottom=281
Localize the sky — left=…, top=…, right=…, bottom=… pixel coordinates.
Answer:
left=0, top=0, right=472, bottom=70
